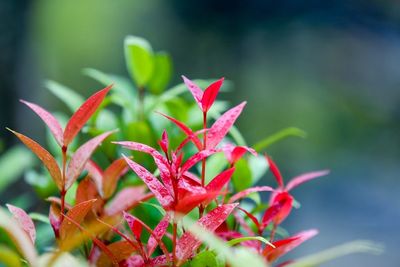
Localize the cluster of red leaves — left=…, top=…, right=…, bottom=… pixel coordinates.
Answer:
left=7, top=76, right=329, bottom=267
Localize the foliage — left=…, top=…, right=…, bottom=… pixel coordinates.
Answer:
left=0, top=36, right=382, bottom=267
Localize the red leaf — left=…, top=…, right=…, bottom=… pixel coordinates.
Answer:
left=147, top=214, right=170, bottom=256
left=285, top=170, right=330, bottom=192
left=237, top=207, right=261, bottom=231
left=103, top=158, right=129, bottom=199
left=229, top=186, right=274, bottom=203
left=175, top=191, right=219, bottom=214
left=104, top=186, right=151, bottom=216
left=49, top=203, right=61, bottom=237
left=206, top=167, right=235, bottom=192
left=6, top=204, right=36, bottom=244
left=115, top=141, right=173, bottom=195
left=8, top=129, right=63, bottom=190
left=270, top=192, right=293, bottom=225
left=156, top=112, right=203, bottom=150
left=66, top=130, right=115, bottom=190
left=158, top=130, right=169, bottom=155
left=262, top=229, right=318, bottom=262
left=63, top=85, right=112, bottom=146
left=180, top=149, right=218, bottom=174
left=182, top=75, right=203, bottom=110
left=20, top=100, right=64, bottom=146
left=222, top=144, right=257, bottom=165
left=75, top=178, right=99, bottom=205
left=123, top=155, right=173, bottom=208
left=266, top=155, right=284, bottom=188
left=201, top=78, right=224, bottom=112
left=206, top=102, right=246, bottom=149
left=59, top=199, right=96, bottom=240
left=124, top=214, right=142, bottom=241
left=176, top=203, right=238, bottom=262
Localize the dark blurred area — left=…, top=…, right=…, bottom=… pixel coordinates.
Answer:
left=0, top=0, right=399, bottom=266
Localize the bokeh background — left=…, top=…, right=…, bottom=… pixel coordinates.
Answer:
left=1, top=1, right=399, bottom=266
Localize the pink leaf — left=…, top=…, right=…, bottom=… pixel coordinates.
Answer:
left=66, top=130, right=115, bottom=190
left=63, top=85, right=112, bottom=146
left=104, top=186, right=151, bottom=216
left=8, top=129, right=63, bottom=190
left=229, top=186, right=274, bottom=203
left=84, top=160, right=104, bottom=197
left=266, top=155, right=284, bottom=188
left=20, top=100, right=64, bottom=146
left=147, top=214, right=170, bottom=256
left=103, top=158, right=129, bottom=199
left=6, top=204, right=36, bottom=244
left=206, top=167, right=235, bottom=192
left=262, top=229, right=318, bottom=262
left=176, top=203, right=238, bottom=263
left=207, top=102, right=246, bottom=149
left=180, top=149, right=218, bottom=174
left=269, top=192, right=294, bottom=225
left=182, top=75, right=203, bottom=109
left=201, top=78, right=224, bottom=112
left=123, top=155, right=173, bottom=208
left=115, top=141, right=173, bottom=195
left=285, top=170, right=330, bottom=192
left=156, top=112, right=203, bottom=150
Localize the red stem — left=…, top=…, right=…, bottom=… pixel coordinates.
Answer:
left=60, top=146, right=68, bottom=223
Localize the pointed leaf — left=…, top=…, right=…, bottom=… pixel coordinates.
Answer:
left=222, top=144, right=257, bottom=165
left=207, top=102, right=246, bottom=149
left=97, top=241, right=136, bottom=267
left=45, top=80, right=84, bottom=112
left=105, top=186, right=151, bottom=216
left=158, top=130, right=169, bottom=155
left=266, top=155, right=284, bottom=188
left=201, top=78, right=224, bottom=112
left=115, top=141, right=172, bottom=194
left=229, top=186, right=274, bottom=203
left=66, top=130, right=115, bottom=190
left=180, top=149, right=218, bottom=174
left=75, top=178, right=99, bottom=205
left=147, top=214, right=170, bottom=256
left=103, top=158, right=129, bottom=198
left=84, top=160, right=104, bottom=197
left=237, top=207, right=261, bottom=230
left=63, top=85, right=112, bottom=146
left=123, top=155, right=173, bottom=208
left=176, top=203, right=238, bottom=262
left=148, top=52, right=173, bottom=94
left=20, top=100, right=64, bottom=146
left=157, top=111, right=202, bottom=150
left=285, top=170, right=330, bottom=192
left=182, top=75, right=203, bottom=109
left=175, top=191, right=220, bottom=214
left=263, top=229, right=318, bottom=262
left=7, top=129, right=63, bottom=190
left=6, top=204, right=36, bottom=244
left=59, top=199, right=96, bottom=240
left=206, top=167, right=235, bottom=192
left=123, top=212, right=143, bottom=241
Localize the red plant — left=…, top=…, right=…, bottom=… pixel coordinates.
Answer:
left=6, top=76, right=330, bottom=267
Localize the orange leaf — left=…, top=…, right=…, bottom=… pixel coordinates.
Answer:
left=7, top=129, right=63, bottom=190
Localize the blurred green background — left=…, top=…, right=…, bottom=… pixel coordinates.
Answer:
left=0, top=0, right=398, bottom=266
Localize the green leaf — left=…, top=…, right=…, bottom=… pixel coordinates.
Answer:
left=95, top=110, right=119, bottom=131
left=183, top=217, right=268, bottom=267
left=286, top=240, right=383, bottom=267
left=232, top=159, right=252, bottom=192
left=38, top=252, right=88, bottom=267
left=148, top=51, right=173, bottom=95
left=248, top=155, right=269, bottom=185
left=190, top=250, right=219, bottom=267
left=124, top=36, right=154, bottom=87
left=29, top=213, right=50, bottom=224
left=45, top=80, right=84, bottom=112
left=0, top=146, right=35, bottom=192
left=227, top=236, right=274, bottom=248
left=253, top=127, right=306, bottom=152
left=0, top=245, right=22, bottom=267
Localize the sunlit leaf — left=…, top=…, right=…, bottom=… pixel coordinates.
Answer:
left=148, top=52, right=173, bottom=94
left=253, top=127, right=306, bottom=152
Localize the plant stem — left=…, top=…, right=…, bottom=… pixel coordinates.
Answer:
left=60, top=146, right=68, bottom=223
left=199, top=112, right=207, bottom=218
left=172, top=220, right=178, bottom=267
